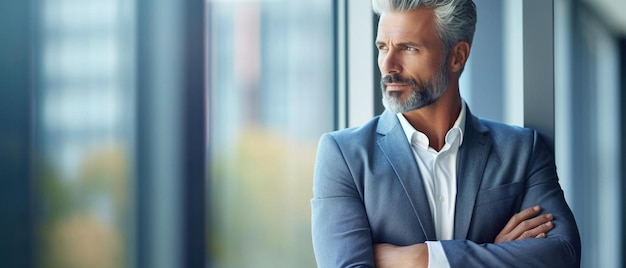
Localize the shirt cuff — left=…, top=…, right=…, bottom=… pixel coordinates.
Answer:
left=425, top=241, right=451, bottom=268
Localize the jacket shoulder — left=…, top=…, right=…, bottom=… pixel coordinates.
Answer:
left=478, top=118, right=535, bottom=142
left=475, top=118, right=550, bottom=158
left=322, top=115, right=383, bottom=145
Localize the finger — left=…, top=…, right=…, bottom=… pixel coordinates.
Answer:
left=510, top=213, right=552, bottom=238
left=535, top=233, right=546, bottom=238
left=500, top=206, right=541, bottom=234
left=495, top=213, right=553, bottom=243
left=509, top=214, right=553, bottom=240
left=518, top=221, right=553, bottom=240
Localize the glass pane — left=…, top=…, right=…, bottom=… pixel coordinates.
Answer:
left=207, top=1, right=334, bottom=267
left=34, top=0, right=135, bottom=267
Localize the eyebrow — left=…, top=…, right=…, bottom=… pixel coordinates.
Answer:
left=375, top=40, right=425, bottom=48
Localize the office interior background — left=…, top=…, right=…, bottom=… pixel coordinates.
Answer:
left=1, top=0, right=625, bottom=267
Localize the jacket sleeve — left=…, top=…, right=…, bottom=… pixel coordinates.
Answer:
left=311, top=133, right=375, bottom=268
left=440, top=131, right=581, bottom=268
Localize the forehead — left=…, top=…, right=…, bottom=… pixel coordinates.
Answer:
left=376, top=8, right=439, bottom=43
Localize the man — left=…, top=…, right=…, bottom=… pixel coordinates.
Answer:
left=311, top=0, right=581, bottom=267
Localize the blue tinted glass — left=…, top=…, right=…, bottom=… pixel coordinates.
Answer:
left=34, top=0, right=135, bottom=267
left=208, top=1, right=334, bottom=267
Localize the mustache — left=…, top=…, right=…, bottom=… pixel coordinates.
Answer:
left=381, top=74, right=417, bottom=87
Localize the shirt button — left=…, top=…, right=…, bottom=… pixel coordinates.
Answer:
left=438, top=196, right=445, bottom=202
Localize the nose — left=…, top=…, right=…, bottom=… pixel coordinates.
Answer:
left=379, top=49, right=401, bottom=75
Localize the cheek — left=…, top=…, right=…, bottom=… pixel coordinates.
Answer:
left=408, top=60, right=439, bottom=79
left=377, top=54, right=387, bottom=71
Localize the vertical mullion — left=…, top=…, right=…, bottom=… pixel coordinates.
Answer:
left=0, top=0, right=34, bottom=267
left=373, top=12, right=383, bottom=116
left=347, top=0, right=374, bottom=127
left=137, top=0, right=206, bottom=266
left=334, top=0, right=348, bottom=130
left=522, top=0, right=555, bottom=152
left=182, top=0, right=206, bottom=267
left=620, top=38, right=626, bottom=268
left=136, top=0, right=185, bottom=267
left=206, top=1, right=215, bottom=267
left=332, top=0, right=339, bottom=130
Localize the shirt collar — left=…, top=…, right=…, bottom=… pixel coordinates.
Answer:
left=397, top=100, right=466, bottom=147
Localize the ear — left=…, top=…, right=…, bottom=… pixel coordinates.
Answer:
left=448, top=41, right=470, bottom=73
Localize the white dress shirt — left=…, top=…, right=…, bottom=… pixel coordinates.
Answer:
left=396, top=101, right=466, bottom=268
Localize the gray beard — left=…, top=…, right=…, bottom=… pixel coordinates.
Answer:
left=381, top=67, right=449, bottom=114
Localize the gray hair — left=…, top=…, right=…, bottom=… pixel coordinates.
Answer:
left=372, top=0, right=477, bottom=53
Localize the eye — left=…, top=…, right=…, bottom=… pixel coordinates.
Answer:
left=405, top=46, right=419, bottom=52
left=376, top=44, right=388, bottom=51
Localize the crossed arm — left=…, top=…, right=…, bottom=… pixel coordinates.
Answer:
left=374, top=206, right=555, bottom=268
left=312, top=131, right=580, bottom=267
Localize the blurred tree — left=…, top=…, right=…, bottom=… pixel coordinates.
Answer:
left=38, top=145, right=129, bottom=268
left=210, top=126, right=317, bottom=267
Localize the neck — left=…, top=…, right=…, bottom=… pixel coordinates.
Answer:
left=402, top=88, right=461, bottom=151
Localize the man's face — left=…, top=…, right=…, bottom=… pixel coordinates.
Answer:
left=376, top=8, right=449, bottom=113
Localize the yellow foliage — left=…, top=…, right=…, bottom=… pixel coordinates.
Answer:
left=44, top=214, right=122, bottom=268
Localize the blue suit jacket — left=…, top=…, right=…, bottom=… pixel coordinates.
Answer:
left=311, top=108, right=580, bottom=267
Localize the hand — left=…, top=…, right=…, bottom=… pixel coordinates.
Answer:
left=495, top=205, right=554, bottom=243
left=374, top=243, right=428, bottom=268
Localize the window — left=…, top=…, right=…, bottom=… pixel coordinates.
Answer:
left=207, top=1, right=334, bottom=267
left=11, top=0, right=620, bottom=267
left=33, top=0, right=135, bottom=267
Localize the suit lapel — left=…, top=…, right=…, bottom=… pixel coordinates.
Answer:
left=376, top=111, right=437, bottom=241
left=454, top=111, right=492, bottom=239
